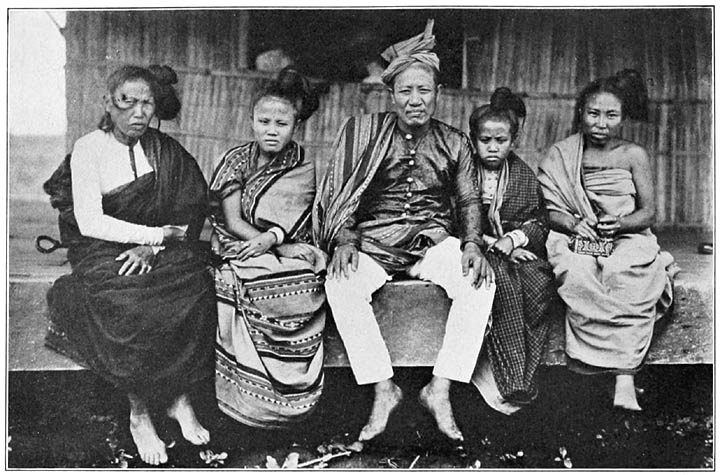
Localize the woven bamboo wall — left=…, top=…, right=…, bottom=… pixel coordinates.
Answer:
left=65, top=9, right=712, bottom=228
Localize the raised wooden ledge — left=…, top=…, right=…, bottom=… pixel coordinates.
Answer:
left=8, top=258, right=713, bottom=371
left=7, top=198, right=713, bottom=371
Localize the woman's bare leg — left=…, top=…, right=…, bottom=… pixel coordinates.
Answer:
left=128, top=393, right=167, bottom=465
left=167, top=393, right=210, bottom=445
left=613, top=374, right=642, bottom=411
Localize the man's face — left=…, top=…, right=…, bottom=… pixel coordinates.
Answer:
left=390, top=64, right=439, bottom=130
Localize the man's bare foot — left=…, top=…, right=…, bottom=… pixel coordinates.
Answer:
left=419, top=377, right=464, bottom=442
left=128, top=394, right=167, bottom=466
left=358, top=379, right=403, bottom=442
left=613, top=375, right=642, bottom=411
left=167, top=393, right=211, bottom=445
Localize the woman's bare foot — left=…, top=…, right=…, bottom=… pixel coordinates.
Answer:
left=419, top=377, right=464, bottom=442
left=128, top=393, right=167, bottom=466
left=613, top=374, right=642, bottom=411
left=358, top=379, right=403, bottom=442
left=167, top=393, right=210, bottom=445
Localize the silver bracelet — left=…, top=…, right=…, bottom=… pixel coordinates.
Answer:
left=268, top=227, right=284, bottom=245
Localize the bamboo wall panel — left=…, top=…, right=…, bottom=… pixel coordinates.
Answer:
left=64, top=10, right=712, bottom=229
left=464, top=9, right=712, bottom=102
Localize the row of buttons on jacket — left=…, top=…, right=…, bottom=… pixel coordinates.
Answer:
left=402, top=133, right=417, bottom=218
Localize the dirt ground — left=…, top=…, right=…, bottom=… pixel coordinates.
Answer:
left=7, top=365, right=713, bottom=469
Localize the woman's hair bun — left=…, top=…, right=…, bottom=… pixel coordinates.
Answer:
left=612, top=68, right=648, bottom=121
left=148, top=64, right=178, bottom=87
left=490, top=87, right=526, bottom=119
left=147, top=64, right=181, bottom=121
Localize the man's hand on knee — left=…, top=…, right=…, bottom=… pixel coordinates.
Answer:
left=461, top=242, right=495, bottom=289
left=328, top=243, right=359, bottom=279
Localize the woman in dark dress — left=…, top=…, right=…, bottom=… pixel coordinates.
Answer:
left=44, top=64, right=216, bottom=465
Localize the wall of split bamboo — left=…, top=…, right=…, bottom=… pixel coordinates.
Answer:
left=64, top=9, right=712, bottom=229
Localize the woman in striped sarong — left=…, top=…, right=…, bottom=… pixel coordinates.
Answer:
left=209, top=67, right=327, bottom=428
left=468, top=88, right=559, bottom=415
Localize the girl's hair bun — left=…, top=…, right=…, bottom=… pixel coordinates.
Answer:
left=468, top=87, right=527, bottom=142
left=490, top=87, right=526, bottom=119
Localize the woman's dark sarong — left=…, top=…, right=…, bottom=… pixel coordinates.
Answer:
left=44, top=128, right=217, bottom=400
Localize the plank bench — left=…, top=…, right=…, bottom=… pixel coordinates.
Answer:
left=7, top=200, right=713, bottom=371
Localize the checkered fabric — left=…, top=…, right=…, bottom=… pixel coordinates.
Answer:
left=481, top=154, right=560, bottom=402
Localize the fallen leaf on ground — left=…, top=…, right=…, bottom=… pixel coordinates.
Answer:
left=266, top=455, right=280, bottom=469
left=347, top=441, right=364, bottom=452
left=282, top=452, right=299, bottom=469
left=199, top=450, right=227, bottom=467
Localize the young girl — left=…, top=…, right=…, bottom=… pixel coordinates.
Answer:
left=469, top=87, right=558, bottom=415
left=538, top=70, right=674, bottom=411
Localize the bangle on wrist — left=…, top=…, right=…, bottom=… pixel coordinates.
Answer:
left=267, top=227, right=284, bottom=245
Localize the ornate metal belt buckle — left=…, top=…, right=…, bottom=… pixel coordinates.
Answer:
left=569, top=236, right=614, bottom=257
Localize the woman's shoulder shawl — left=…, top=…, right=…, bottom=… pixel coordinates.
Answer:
left=537, top=133, right=596, bottom=221
left=209, top=141, right=255, bottom=200
left=42, top=152, right=82, bottom=246
left=312, top=112, right=396, bottom=250
left=139, top=128, right=209, bottom=238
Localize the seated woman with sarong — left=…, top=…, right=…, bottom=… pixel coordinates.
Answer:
left=44, top=65, right=217, bottom=465
left=467, top=88, right=559, bottom=415
left=209, top=67, right=327, bottom=429
left=537, top=69, right=674, bottom=411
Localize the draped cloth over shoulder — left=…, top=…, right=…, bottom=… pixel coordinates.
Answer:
left=44, top=128, right=216, bottom=400
left=313, top=112, right=396, bottom=251
left=538, top=133, right=674, bottom=373
left=210, top=141, right=326, bottom=428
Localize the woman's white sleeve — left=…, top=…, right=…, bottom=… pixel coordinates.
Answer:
left=70, top=142, right=164, bottom=245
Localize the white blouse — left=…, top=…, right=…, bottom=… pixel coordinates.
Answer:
left=70, top=130, right=165, bottom=245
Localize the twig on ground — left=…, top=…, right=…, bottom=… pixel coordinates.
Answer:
left=297, top=450, right=352, bottom=468
left=408, top=455, right=420, bottom=469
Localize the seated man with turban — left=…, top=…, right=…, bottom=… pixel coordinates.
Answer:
left=314, top=20, right=496, bottom=446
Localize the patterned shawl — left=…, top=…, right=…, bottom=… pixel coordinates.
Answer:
left=210, top=141, right=314, bottom=244
left=312, top=112, right=397, bottom=251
